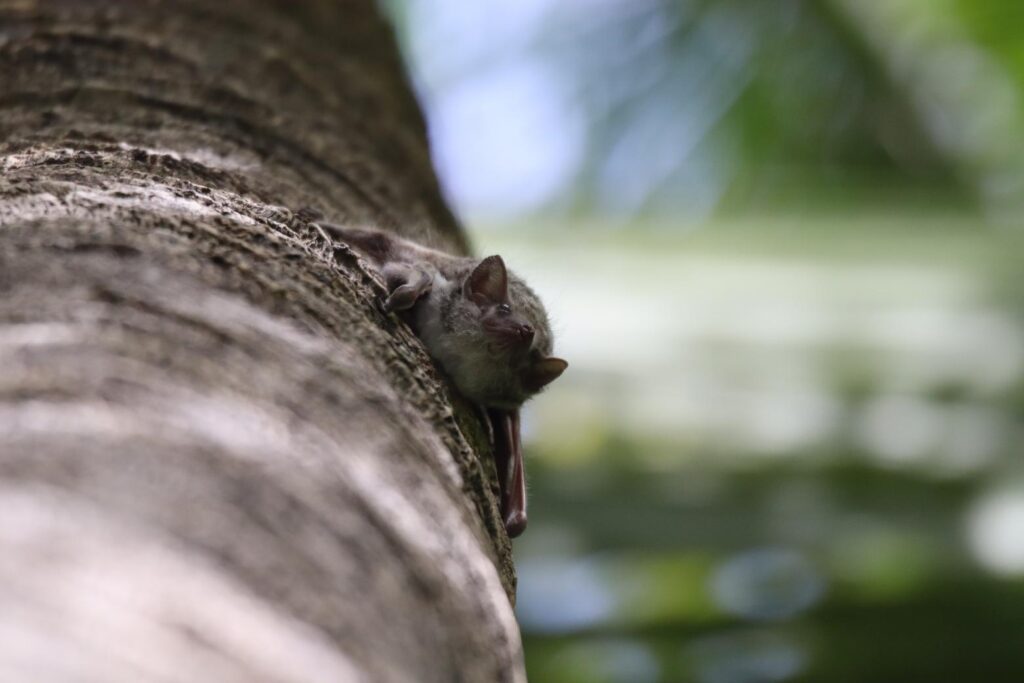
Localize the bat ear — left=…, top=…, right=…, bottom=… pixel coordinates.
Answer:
left=465, top=255, right=509, bottom=306
left=523, top=357, right=568, bottom=391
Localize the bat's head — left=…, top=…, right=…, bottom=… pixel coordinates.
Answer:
left=439, top=255, right=567, bottom=407
left=465, top=255, right=539, bottom=354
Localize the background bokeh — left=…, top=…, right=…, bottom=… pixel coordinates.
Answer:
left=380, top=1, right=1024, bottom=681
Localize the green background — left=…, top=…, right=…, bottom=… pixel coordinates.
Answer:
left=382, top=2, right=1024, bottom=680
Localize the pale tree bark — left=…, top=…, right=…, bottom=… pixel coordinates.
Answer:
left=0, top=1, right=525, bottom=681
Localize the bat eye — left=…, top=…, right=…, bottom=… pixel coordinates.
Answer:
left=497, top=303, right=512, bottom=316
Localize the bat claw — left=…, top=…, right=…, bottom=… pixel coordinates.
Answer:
left=504, top=510, right=527, bottom=538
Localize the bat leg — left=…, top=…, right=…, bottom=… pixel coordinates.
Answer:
left=317, top=222, right=394, bottom=263
left=488, top=408, right=527, bottom=538
left=382, top=263, right=432, bottom=312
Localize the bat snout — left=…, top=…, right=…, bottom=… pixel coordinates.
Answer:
left=485, top=320, right=536, bottom=352
left=516, top=323, right=535, bottom=345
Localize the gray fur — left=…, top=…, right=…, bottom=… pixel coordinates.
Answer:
left=321, top=224, right=561, bottom=409
left=414, top=263, right=554, bottom=409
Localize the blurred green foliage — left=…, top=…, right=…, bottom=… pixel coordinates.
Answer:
left=384, top=0, right=1024, bottom=218
left=381, top=0, right=1024, bottom=681
left=497, top=224, right=1024, bottom=682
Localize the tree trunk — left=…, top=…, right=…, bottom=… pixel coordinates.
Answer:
left=0, top=1, right=524, bottom=681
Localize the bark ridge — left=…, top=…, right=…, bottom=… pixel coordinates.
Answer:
left=0, top=1, right=523, bottom=681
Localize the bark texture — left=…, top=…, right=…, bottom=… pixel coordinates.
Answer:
left=0, top=1, right=524, bottom=681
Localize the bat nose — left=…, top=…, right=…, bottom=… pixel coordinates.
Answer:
left=518, top=324, right=534, bottom=344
